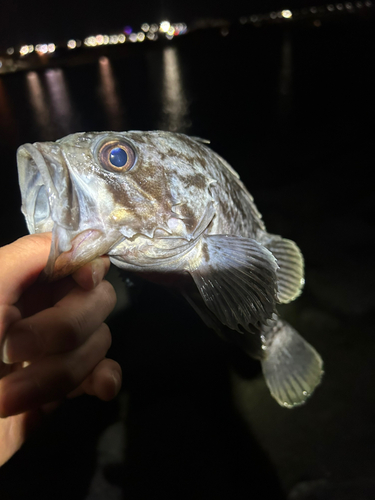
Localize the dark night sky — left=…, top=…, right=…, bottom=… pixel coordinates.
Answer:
left=0, top=0, right=324, bottom=48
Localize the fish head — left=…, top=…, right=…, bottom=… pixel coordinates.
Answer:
left=17, top=131, right=216, bottom=280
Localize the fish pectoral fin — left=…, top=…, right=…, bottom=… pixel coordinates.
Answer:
left=186, top=235, right=279, bottom=333
left=262, top=234, right=305, bottom=303
left=261, top=318, right=323, bottom=408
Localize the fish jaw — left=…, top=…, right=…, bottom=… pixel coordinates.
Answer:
left=17, top=141, right=124, bottom=280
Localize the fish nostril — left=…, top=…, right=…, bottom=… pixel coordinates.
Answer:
left=34, top=184, right=50, bottom=225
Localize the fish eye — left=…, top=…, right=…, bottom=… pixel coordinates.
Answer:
left=98, top=140, right=136, bottom=172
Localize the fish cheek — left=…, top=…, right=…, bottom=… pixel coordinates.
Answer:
left=102, top=175, right=134, bottom=207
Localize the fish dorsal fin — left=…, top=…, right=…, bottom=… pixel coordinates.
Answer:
left=262, top=235, right=305, bottom=303
left=190, top=136, right=211, bottom=144
left=186, top=235, right=278, bottom=333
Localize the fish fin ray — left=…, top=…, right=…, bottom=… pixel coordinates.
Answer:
left=187, top=235, right=278, bottom=332
left=261, top=319, right=323, bottom=408
left=262, top=234, right=305, bottom=303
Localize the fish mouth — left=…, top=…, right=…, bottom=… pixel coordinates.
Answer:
left=17, top=142, right=81, bottom=233
left=17, top=143, right=121, bottom=281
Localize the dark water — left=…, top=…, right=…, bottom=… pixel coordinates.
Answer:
left=1, top=19, right=375, bottom=499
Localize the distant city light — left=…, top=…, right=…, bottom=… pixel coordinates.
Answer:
left=2, top=0, right=374, bottom=69
left=7, top=2, right=374, bottom=73
left=35, top=44, right=48, bottom=54
left=84, top=36, right=97, bottom=47
left=20, top=45, right=30, bottom=56
left=175, top=23, right=187, bottom=34
left=160, top=21, right=171, bottom=32
left=281, top=9, right=293, bottom=18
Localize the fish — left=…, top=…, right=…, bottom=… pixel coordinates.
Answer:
left=17, top=130, right=323, bottom=408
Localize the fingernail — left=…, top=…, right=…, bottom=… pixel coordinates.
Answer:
left=0, top=331, right=40, bottom=365
left=0, top=338, right=11, bottom=364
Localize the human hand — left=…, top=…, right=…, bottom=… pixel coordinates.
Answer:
left=0, top=233, right=121, bottom=466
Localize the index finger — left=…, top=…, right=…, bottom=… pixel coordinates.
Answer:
left=0, top=233, right=52, bottom=306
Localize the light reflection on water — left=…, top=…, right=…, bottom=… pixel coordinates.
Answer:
left=98, top=56, right=125, bottom=131
left=26, top=71, right=51, bottom=140
left=26, top=69, right=77, bottom=140
left=0, top=79, right=17, bottom=144
left=160, top=46, right=190, bottom=133
left=45, top=68, right=75, bottom=136
left=22, top=47, right=191, bottom=140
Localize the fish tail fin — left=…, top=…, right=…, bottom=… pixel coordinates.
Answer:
left=260, top=319, right=323, bottom=408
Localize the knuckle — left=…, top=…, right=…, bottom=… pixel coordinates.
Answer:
left=62, top=315, right=86, bottom=350
left=31, top=323, right=48, bottom=355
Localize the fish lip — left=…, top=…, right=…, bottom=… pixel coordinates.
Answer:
left=42, top=228, right=106, bottom=281
left=17, top=142, right=80, bottom=235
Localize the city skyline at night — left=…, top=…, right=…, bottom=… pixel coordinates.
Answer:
left=2, top=0, right=371, bottom=49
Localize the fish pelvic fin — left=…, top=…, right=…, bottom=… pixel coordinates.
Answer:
left=261, top=318, right=323, bottom=408
left=186, top=235, right=279, bottom=333
left=261, top=234, right=305, bottom=303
